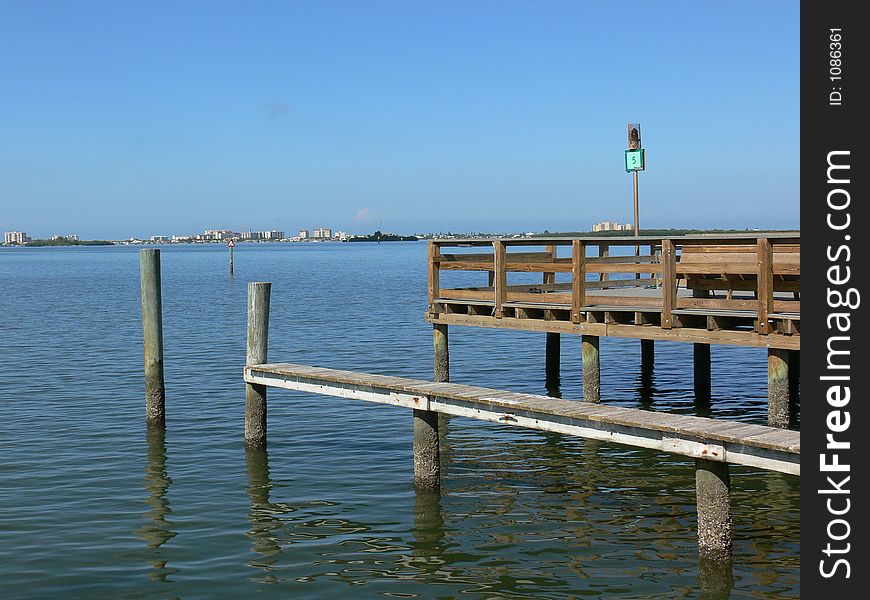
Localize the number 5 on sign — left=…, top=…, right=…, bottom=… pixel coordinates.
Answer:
left=625, top=149, right=645, bottom=172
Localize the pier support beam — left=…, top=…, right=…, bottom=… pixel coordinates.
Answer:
left=582, top=335, right=600, bottom=403
left=245, top=282, right=271, bottom=448
left=546, top=333, right=560, bottom=386
left=639, top=339, right=654, bottom=404
left=641, top=339, right=654, bottom=372
left=140, top=249, right=166, bottom=425
left=693, top=344, right=711, bottom=402
left=433, top=323, right=449, bottom=384
left=695, top=458, right=732, bottom=562
left=415, top=324, right=446, bottom=489
left=768, top=348, right=792, bottom=429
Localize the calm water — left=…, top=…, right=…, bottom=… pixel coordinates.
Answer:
left=0, top=243, right=799, bottom=598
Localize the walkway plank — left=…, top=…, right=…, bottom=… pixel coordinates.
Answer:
left=244, top=363, right=800, bottom=476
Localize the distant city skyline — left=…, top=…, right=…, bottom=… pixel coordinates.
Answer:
left=1, top=2, right=799, bottom=239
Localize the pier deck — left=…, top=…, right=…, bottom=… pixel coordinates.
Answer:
left=245, top=362, right=799, bottom=475
left=426, top=234, right=800, bottom=350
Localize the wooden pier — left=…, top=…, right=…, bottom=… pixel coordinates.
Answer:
left=244, top=363, right=799, bottom=476
left=426, top=234, right=800, bottom=426
left=237, top=266, right=800, bottom=565
left=136, top=237, right=801, bottom=575
left=242, top=361, right=799, bottom=565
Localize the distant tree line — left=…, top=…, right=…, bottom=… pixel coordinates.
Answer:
left=25, top=239, right=115, bottom=247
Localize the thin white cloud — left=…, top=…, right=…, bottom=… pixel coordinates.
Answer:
left=261, top=102, right=290, bottom=116
left=354, top=207, right=372, bottom=223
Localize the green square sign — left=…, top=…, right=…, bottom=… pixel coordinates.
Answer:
left=625, top=148, right=645, bottom=172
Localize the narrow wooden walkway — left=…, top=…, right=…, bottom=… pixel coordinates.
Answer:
left=245, top=363, right=800, bottom=476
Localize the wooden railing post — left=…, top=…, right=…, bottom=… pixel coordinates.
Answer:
left=427, top=242, right=440, bottom=316
left=543, top=243, right=556, bottom=286
left=494, top=240, right=506, bottom=318
left=572, top=240, right=585, bottom=323
left=599, top=243, right=609, bottom=282
left=757, top=238, right=773, bottom=334
left=661, top=239, right=676, bottom=329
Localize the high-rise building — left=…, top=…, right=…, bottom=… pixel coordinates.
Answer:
left=203, top=229, right=234, bottom=240
left=298, top=229, right=310, bottom=239
left=313, top=227, right=332, bottom=239
left=4, top=231, right=30, bottom=244
left=591, top=221, right=633, bottom=232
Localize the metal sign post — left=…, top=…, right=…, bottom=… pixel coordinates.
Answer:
left=626, top=124, right=646, bottom=279
left=625, top=123, right=645, bottom=238
left=227, top=238, right=236, bottom=274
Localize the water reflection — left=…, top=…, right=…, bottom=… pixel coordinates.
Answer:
left=410, top=488, right=447, bottom=579
left=136, top=425, right=177, bottom=582
left=545, top=356, right=562, bottom=399
left=638, top=361, right=655, bottom=407
left=438, top=414, right=453, bottom=478
left=245, top=447, right=282, bottom=580
left=698, top=557, right=734, bottom=599
left=545, top=369, right=562, bottom=399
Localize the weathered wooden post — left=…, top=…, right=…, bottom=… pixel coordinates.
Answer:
left=694, top=343, right=712, bottom=402
left=661, top=239, right=676, bottom=329
left=415, top=324, right=446, bottom=489
left=544, top=245, right=560, bottom=385
left=768, top=348, right=791, bottom=428
left=140, top=249, right=165, bottom=425
left=641, top=339, right=654, bottom=372
left=695, top=459, right=732, bottom=562
left=245, top=282, right=271, bottom=448
left=433, top=323, right=449, bottom=383
left=546, top=333, right=560, bottom=385
left=582, top=335, right=600, bottom=403
left=640, top=338, right=654, bottom=403
left=689, top=287, right=712, bottom=403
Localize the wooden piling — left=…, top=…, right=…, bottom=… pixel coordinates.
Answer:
left=245, top=282, right=271, bottom=448
left=641, top=339, right=654, bottom=372
left=768, top=348, right=791, bottom=429
left=140, top=249, right=165, bottom=425
left=433, top=324, right=449, bottom=383
left=546, top=333, right=560, bottom=383
left=414, top=324, right=446, bottom=489
left=694, top=343, right=711, bottom=402
left=581, top=335, right=600, bottom=403
left=695, top=458, right=732, bottom=562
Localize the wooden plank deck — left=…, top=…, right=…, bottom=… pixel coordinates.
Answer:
left=244, top=363, right=800, bottom=475
left=427, top=234, right=800, bottom=349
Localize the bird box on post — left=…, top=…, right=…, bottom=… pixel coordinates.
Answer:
left=628, top=123, right=641, bottom=149
left=625, top=123, right=645, bottom=172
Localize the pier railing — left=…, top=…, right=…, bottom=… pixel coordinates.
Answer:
left=427, top=234, right=800, bottom=346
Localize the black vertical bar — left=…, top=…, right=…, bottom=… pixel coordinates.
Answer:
left=802, top=3, right=867, bottom=594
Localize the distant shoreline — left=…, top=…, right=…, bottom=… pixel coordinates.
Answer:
left=2, top=228, right=800, bottom=248
left=22, top=239, right=115, bottom=247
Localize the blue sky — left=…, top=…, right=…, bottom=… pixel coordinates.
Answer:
left=1, top=1, right=799, bottom=238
